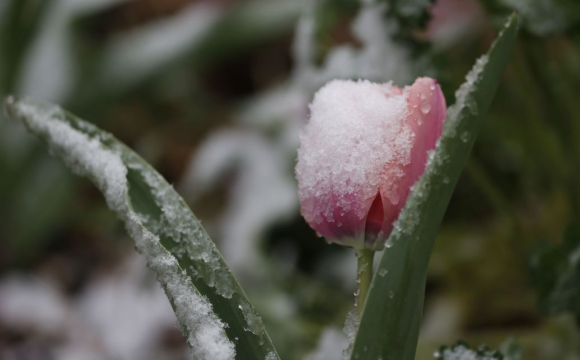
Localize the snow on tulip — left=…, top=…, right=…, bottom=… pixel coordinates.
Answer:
left=296, top=78, right=446, bottom=250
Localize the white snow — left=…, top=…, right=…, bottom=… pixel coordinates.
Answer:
left=98, top=2, right=221, bottom=90
left=0, top=276, right=68, bottom=334
left=293, top=1, right=412, bottom=93
left=296, top=79, right=413, bottom=224
left=303, top=327, right=348, bottom=360
left=437, top=343, right=501, bottom=360
left=341, top=309, right=360, bottom=359
left=447, top=55, right=488, bottom=124
left=76, top=254, right=180, bottom=360
left=7, top=98, right=236, bottom=360
left=17, top=0, right=127, bottom=103
left=0, top=254, right=189, bottom=360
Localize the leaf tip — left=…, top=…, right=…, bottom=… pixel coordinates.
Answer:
left=509, top=11, right=520, bottom=29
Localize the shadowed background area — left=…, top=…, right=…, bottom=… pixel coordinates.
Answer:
left=1, top=0, right=580, bottom=359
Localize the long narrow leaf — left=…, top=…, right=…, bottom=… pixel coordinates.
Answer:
left=349, top=13, right=519, bottom=360
left=4, top=98, right=279, bottom=360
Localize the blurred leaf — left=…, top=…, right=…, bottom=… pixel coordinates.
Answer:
left=5, top=156, right=75, bottom=265
left=530, top=222, right=580, bottom=324
left=434, top=340, right=522, bottom=360
left=0, top=0, right=49, bottom=94
left=500, top=0, right=580, bottom=35
left=73, top=0, right=302, bottom=111
left=349, top=13, right=519, bottom=360
left=0, top=0, right=76, bottom=265
left=5, top=97, right=280, bottom=360
left=500, top=338, right=523, bottom=360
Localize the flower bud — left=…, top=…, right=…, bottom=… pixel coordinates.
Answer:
left=296, top=78, right=446, bottom=250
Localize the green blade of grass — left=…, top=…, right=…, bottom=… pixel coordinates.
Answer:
left=349, top=13, right=519, bottom=360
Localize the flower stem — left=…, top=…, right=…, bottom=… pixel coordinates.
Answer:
left=355, top=249, right=374, bottom=316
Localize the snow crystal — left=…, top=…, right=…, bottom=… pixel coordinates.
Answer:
left=8, top=100, right=129, bottom=214
left=296, top=79, right=413, bottom=225
left=7, top=98, right=235, bottom=360
left=447, top=55, right=488, bottom=125
left=236, top=300, right=264, bottom=337
left=342, top=309, right=360, bottom=359
left=128, top=159, right=237, bottom=299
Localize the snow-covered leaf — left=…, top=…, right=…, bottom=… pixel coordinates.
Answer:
left=4, top=97, right=280, bottom=360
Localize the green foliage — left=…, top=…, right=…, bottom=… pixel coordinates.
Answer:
left=530, top=222, right=580, bottom=324
left=349, top=13, right=519, bottom=360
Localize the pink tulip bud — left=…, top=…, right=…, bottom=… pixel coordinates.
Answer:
left=296, top=78, right=446, bottom=250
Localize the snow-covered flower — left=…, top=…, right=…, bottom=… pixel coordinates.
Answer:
left=296, top=78, right=446, bottom=249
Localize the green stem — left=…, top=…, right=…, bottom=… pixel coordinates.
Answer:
left=355, top=249, right=374, bottom=316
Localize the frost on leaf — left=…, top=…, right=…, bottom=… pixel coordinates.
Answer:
left=446, top=55, right=488, bottom=127
left=5, top=98, right=236, bottom=360
left=341, top=310, right=359, bottom=360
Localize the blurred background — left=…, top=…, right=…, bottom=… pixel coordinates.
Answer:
left=1, top=0, right=580, bottom=359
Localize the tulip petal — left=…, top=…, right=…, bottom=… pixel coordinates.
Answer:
left=364, top=191, right=384, bottom=247
left=378, top=78, right=446, bottom=241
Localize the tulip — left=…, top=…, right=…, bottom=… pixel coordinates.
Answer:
left=296, top=77, right=446, bottom=250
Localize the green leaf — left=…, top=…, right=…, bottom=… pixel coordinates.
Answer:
left=349, top=13, right=519, bottom=360
left=4, top=97, right=279, bottom=360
